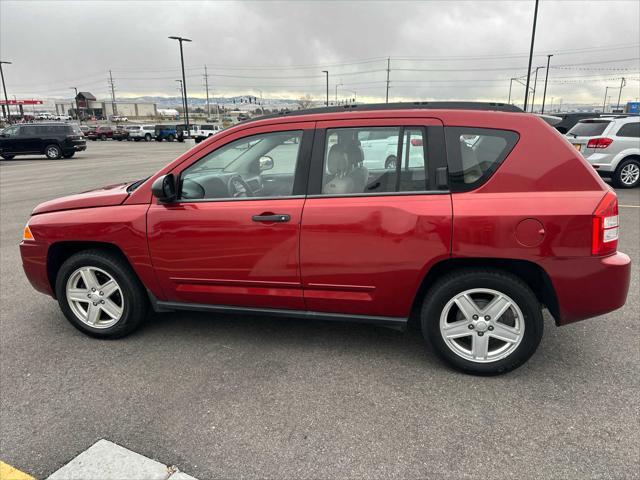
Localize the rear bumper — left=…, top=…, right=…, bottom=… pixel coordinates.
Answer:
left=20, top=241, right=54, bottom=297
left=542, top=252, right=631, bottom=325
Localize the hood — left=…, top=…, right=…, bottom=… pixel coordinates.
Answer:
left=32, top=182, right=132, bottom=215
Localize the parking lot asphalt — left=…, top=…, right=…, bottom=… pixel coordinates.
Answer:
left=1, top=141, right=639, bottom=479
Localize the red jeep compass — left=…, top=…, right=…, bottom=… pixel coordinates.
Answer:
left=20, top=103, right=631, bottom=375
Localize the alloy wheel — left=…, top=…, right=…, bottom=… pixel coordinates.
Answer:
left=620, top=162, right=640, bottom=186
left=439, top=288, right=525, bottom=363
left=66, top=266, right=124, bottom=329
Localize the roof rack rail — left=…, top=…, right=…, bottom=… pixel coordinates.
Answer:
left=253, top=101, right=523, bottom=122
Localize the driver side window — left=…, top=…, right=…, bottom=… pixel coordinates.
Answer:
left=180, top=130, right=303, bottom=200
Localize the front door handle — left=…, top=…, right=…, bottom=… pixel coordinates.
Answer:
left=252, top=213, right=290, bottom=223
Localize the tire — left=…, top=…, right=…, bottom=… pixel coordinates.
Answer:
left=155, top=137, right=162, bottom=142
left=385, top=155, right=397, bottom=169
left=194, top=137, right=201, bottom=144
left=44, top=144, right=62, bottom=159
left=421, top=268, right=543, bottom=375
left=145, top=134, right=152, bottom=142
left=612, top=158, right=640, bottom=189
left=167, top=134, right=175, bottom=142
left=101, top=134, right=107, bottom=141
left=62, top=152, right=75, bottom=159
left=1, top=154, right=15, bottom=160
left=55, top=250, right=148, bottom=339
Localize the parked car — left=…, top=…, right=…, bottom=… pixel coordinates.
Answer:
left=154, top=124, right=177, bottom=142
left=566, top=116, right=640, bottom=188
left=552, top=112, right=606, bottom=133
left=125, top=124, right=156, bottom=141
left=86, top=126, right=115, bottom=141
left=112, top=127, right=130, bottom=141
left=110, top=115, right=128, bottom=122
left=79, top=126, right=91, bottom=135
left=0, top=123, right=86, bottom=159
left=356, top=128, right=424, bottom=169
left=55, top=114, right=72, bottom=121
left=237, top=113, right=250, bottom=122
left=19, top=102, right=631, bottom=375
left=192, top=124, right=222, bottom=143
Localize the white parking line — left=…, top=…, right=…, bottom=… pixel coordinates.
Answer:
left=619, top=204, right=640, bottom=208
left=46, top=439, right=199, bottom=480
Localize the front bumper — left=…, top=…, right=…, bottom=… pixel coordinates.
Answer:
left=20, top=241, right=54, bottom=297
left=542, top=252, right=631, bottom=325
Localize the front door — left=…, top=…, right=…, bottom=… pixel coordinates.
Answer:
left=147, top=124, right=314, bottom=310
left=300, top=119, right=452, bottom=319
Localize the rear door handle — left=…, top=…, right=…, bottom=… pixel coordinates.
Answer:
left=252, top=213, right=290, bottom=223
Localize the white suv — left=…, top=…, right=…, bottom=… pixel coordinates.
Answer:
left=566, top=116, right=640, bottom=188
left=126, top=125, right=156, bottom=142
left=192, top=124, right=222, bottom=143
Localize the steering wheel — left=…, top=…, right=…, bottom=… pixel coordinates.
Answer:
left=228, top=175, right=253, bottom=198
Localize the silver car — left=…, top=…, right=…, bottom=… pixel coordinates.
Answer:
left=566, top=116, right=640, bottom=188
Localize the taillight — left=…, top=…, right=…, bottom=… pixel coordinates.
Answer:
left=592, top=190, right=619, bottom=256
left=587, top=137, right=613, bottom=149
left=410, top=139, right=423, bottom=147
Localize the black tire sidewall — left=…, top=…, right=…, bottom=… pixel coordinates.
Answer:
left=45, top=144, right=61, bottom=159
left=55, top=251, right=147, bottom=339
left=422, top=269, right=543, bottom=375
left=614, top=158, right=640, bottom=188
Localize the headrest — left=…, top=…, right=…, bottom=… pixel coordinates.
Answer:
left=327, top=144, right=348, bottom=175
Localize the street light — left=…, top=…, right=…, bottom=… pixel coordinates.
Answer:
left=603, top=86, right=611, bottom=113
left=70, top=87, right=80, bottom=123
left=530, top=66, right=544, bottom=113
left=321, top=70, right=329, bottom=106
left=541, top=54, right=553, bottom=114
left=169, top=36, right=192, bottom=132
left=523, top=0, right=540, bottom=111
left=175, top=79, right=185, bottom=118
left=0, top=60, right=12, bottom=124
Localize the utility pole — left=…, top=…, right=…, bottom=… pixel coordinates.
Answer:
left=523, top=0, right=540, bottom=111
left=541, top=54, right=553, bottom=114
left=169, top=36, right=192, bottom=132
left=616, top=77, right=626, bottom=111
left=108, top=70, right=117, bottom=116
left=385, top=57, right=390, bottom=103
left=508, top=78, right=515, bottom=104
left=335, top=83, right=342, bottom=104
left=203, top=65, right=210, bottom=119
left=602, top=86, right=610, bottom=113
left=322, top=70, right=329, bottom=106
left=530, top=66, right=543, bottom=113
left=0, top=60, right=12, bottom=124
left=70, top=87, right=80, bottom=123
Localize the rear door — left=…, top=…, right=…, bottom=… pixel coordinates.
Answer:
left=299, top=118, right=452, bottom=320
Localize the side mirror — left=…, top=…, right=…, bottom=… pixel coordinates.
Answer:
left=151, top=174, right=177, bottom=203
left=259, top=155, right=274, bottom=171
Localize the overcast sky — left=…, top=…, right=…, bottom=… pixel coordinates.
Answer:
left=1, top=0, right=639, bottom=107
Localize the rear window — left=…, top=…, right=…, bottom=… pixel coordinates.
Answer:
left=568, top=120, right=610, bottom=137
left=445, top=127, right=519, bottom=191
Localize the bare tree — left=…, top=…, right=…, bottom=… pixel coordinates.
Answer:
left=296, top=94, right=314, bottom=110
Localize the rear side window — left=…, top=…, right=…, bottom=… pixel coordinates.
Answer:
left=616, top=122, right=640, bottom=138
left=445, top=127, right=518, bottom=191
left=568, top=120, right=610, bottom=137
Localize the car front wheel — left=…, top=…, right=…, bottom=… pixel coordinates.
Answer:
left=1, top=154, right=15, bottom=160
left=613, top=158, right=640, bottom=188
left=421, top=269, right=543, bottom=375
left=44, top=144, right=62, bottom=159
left=385, top=155, right=397, bottom=169
left=55, top=250, right=148, bottom=338
left=145, top=134, right=152, bottom=141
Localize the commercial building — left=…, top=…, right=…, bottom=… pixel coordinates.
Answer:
left=55, top=92, right=157, bottom=119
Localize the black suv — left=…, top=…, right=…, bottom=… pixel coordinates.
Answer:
left=0, top=123, right=87, bottom=160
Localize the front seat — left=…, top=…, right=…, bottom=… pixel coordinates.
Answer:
left=345, top=141, right=368, bottom=193
left=323, top=145, right=354, bottom=194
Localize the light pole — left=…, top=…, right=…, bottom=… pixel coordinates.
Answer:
left=175, top=79, right=185, bottom=118
left=530, top=66, right=543, bottom=113
left=603, top=86, right=611, bottom=113
left=0, top=60, right=12, bottom=124
left=322, top=70, right=329, bottom=106
left=169, top=36, right=192, bottom=132
left=508, top=78, right=516, bottom=104
left=541, top=54, right=553, bottom=114
left=523, top=0, right=540, bottom=111
left=70, top=87, right=80, bottom=123
left=335, top=83, right=343, bottom=104
left=616, top=77, right=626, bottom=111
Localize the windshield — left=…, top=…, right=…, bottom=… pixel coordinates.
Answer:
left=568, top=120, right=610, bottom=137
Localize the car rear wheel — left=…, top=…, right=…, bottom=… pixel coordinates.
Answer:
left=44, top=144, right=62, bottom=159
left=55, top=250, right=148, bottom=339
left=168, top=134, right=175, bottom=142
left=421, top=269, right=543, bottom=375
left=385, top=155, right=397, bottom=169
left=145, top=134, right=152, bottom=141
left=613, top=158, right=640, bottom=188
left=101, top=134, right=107, bottom=141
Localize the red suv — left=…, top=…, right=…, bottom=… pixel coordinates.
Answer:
left=20, top=103, right=631, bottom=375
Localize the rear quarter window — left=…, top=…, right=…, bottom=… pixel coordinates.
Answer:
left=616, top=122, right=640, bottom=138
left=568, top=120, right=611, bottom=137
left=445, top=127, right=519, bottom=191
